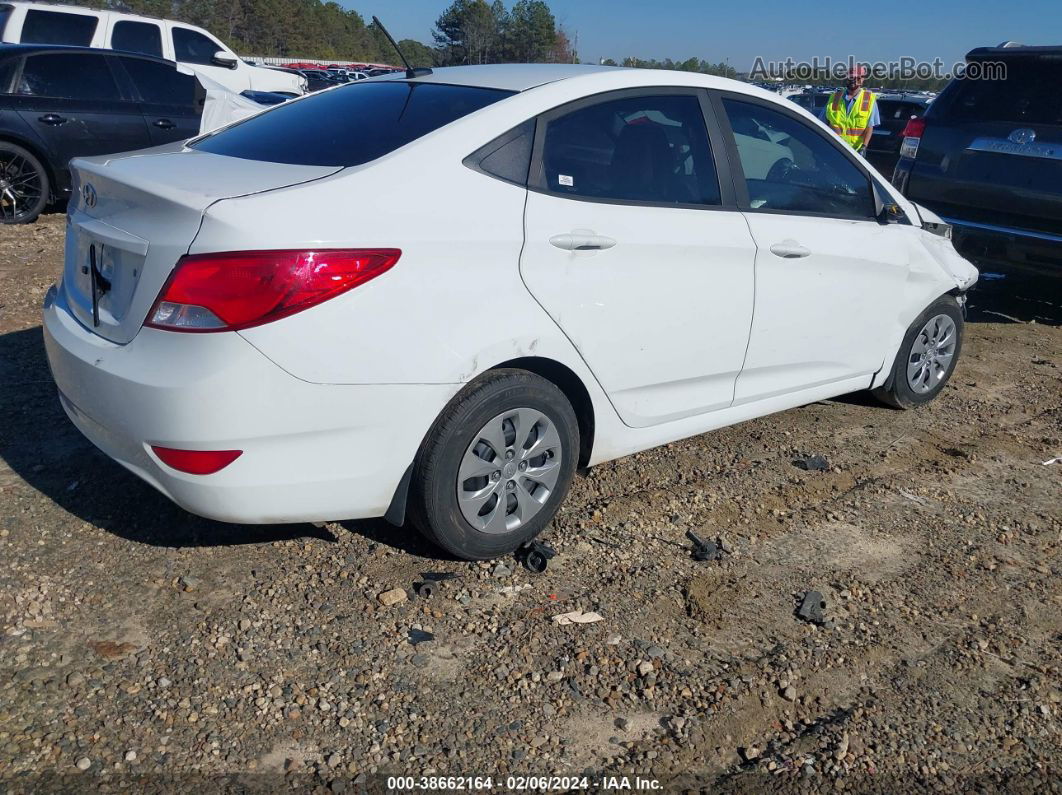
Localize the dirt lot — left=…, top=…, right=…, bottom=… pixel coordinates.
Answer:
left=0, top=214, right=1060, bottom=793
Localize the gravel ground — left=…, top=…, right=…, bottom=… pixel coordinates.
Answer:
left=1, top=214, right=1060, bottom=793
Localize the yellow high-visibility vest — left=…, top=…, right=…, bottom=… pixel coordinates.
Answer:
left=825, top=88, right=876, bottom=149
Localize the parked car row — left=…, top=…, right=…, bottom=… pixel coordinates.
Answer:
left=0, top=1, right=305, bottom=95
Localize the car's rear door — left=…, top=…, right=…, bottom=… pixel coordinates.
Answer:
left=113, top=54, right=202, bottom=145
left=12, top=51, right=151, bottom=172
left=520, top=88, right=756, bottom=428
left=715, top=92, right=911, bottom=403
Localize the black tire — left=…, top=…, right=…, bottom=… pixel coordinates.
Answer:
left=408, top=369, right=579, bottom=560
left=872, top=295, right=964, bottom=409
left=0, top=142, right=48, bottom=224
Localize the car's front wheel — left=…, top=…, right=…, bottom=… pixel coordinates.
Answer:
left=873, top=295, right=964, bottom=409
left=0, top=142, right=49, bottom=224
left=408, top=369, right=579, bottom=560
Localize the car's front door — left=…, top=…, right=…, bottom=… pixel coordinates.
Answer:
left=520, top=89, right=756, bottom=428
left=716, top=94, right=911, bottom=404
left=13, top=52, right=151, bottom=178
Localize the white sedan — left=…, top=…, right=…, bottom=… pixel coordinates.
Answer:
left=42, top=64, right=977, bottom=560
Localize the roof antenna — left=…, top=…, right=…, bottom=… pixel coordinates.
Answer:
left=372, top=16, right=432, bottom=79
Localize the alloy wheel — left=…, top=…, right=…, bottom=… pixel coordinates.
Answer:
left=0, top=151, right=43, bottom=223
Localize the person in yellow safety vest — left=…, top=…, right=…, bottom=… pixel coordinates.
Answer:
left=819, top=64, right=880, bottom=154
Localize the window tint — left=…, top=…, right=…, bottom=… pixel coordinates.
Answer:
left=193, top=81, right=513, bottom=166
left=172, top=27, right=224, bottom=65
left=878, top=100, right=924, bottom=122
left=112, top=20, right=163, bottom=57
left=20, top=9, right=98, bottom=45
left=466, top=120, right=534, bottom=185
left=944, top=59, right=1062, bottom=125
left=18, top=53, right=120, bottom=101
left=539, top=94, right=720, bottom=205
left=121, top=57, right=196, bottom=106
left=0, top=58, right=16, bottom=94
left=723, top=98, right=873, bottom=218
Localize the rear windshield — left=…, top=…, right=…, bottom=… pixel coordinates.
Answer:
left=943, top=57, right=1062, bottom=125
left=192, top=81, right=514, bottom=166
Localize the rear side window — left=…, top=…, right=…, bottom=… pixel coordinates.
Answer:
left=172, top=27, right=223, bottom=66
left=20, top=9, right=98, bottom=45
left=537, top=93, right=721, bottom=206
left=120, top=57, right=196, bottom=106
left=193, top=81, right=514, bottom=166
left=943, top=58, right=1062, bottom=125
left=112, top=20, right=163, bottom=58
left=878, top=100, right=923, bottom=122
left=18, top=53, right=120, bottom=101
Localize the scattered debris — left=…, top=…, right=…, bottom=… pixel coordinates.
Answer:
left=551, top=609, right=604, bottom=626
left=1042, top=456, right=1061, bottom=466
left=491, top=562, right=512, bottom=579
left=178, top=575, right=201, bottom=592
left=792, top=454, right=829, bottom=471
left=377, top=588, right=407, bottom=607
left=685, top=530, right=723, bottom=562
left=497, top=583, right=532, bottom=596
left=87, top=640, right=137, bottom=660
left=413, top=580, right=437, bottom=599
left=421, top=571, right=459, bottom=582
left=407, top=629, right=434, bottom=645
left=796, top=590, right=827, bottom=625
left=517, top=539, right=556, bottom=573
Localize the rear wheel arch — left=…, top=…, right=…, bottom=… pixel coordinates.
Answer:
left=384, top=356, right=596, bottom=529
left=491, top=356, right=595, bottom=468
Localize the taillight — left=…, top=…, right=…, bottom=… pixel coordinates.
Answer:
left=151, top=446, right=242, bottom=475
left=146, top=249, right=400, bottom=332
left=900, top=117, right=926, bottom=160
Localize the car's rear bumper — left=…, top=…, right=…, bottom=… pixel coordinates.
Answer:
left=945, top=217, right=1062, bottom=272
left=42, top=285, right=457, bottom=524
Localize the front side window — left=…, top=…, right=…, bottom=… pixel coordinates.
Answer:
left=120, top=57, right=196, bottom=106
left=112, top=20, right=163, bottom=58
left=538, top=93, right=720, bottom=206
left=172, top=27, right=224, bottom=65
left=723, top=98, right=874, bottom=218
left=20, top=9, right=98, bottom=45
left=192, top=81, right=513, bottom=166
left=18, top=53, right=119, bottom=101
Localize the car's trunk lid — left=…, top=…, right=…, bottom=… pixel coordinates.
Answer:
left=61, top=146, right=342, bottom=344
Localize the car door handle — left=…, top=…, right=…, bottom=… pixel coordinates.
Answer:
left=152, top=118, right=176, bottom=129
left=549, top=233, right=617, bottom=251
left=38, top=113, right=66, bottom=125
left=769, top=240, right=811, bottom=259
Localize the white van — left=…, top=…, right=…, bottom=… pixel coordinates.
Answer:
left=0, top=1, right=305, bottom=96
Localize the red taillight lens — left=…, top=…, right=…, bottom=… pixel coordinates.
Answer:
left=146, top=248, right=400, bottom=332
left=151, top=446, right=242, bottom=475
left=901, top=117, right=926, bottom=139
left=899, top=117, right=926, bottom=161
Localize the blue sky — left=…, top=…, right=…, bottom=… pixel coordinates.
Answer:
left=352, top=0, right=1060, bottom=70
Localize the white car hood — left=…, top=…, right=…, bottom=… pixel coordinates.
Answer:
left=177, top=66, right=270, bottom=135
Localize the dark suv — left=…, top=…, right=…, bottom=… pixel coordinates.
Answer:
left=892, top=44, right=1062, bottom=269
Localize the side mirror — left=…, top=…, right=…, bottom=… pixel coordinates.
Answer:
left=873, top=184, right=905, bottom=224
left=211, top=50, right=238, bottom=69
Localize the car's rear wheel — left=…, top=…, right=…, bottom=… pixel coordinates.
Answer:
left=408, top=369, right=579, bottom=560
left=0, top=143, right=48, bottom=224
left=873, top=296, right=964, bottom=409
